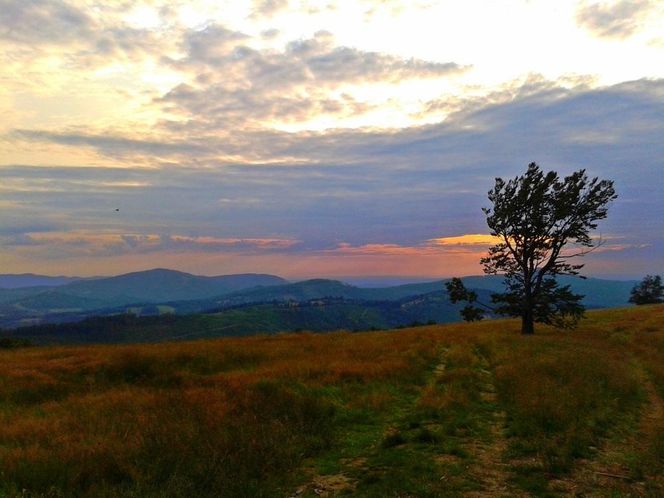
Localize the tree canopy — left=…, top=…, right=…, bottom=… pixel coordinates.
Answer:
left=448, top=162, right=617, bottom=334
left=629, top=275, right=663, bottom=305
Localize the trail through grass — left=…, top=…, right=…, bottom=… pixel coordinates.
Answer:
left=462, top=350, right=526, bottom=498
left=293, top=342, right=524, bottom=497
left=0, top=305, right=662, bottom=497
left=559, top=372, right=664, bottom=497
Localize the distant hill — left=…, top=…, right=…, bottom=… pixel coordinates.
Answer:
left=0, top=270, right=638, bottom=330
left=0, top=273, right=82, bottom=289
left=210, top=279, right=447, bottom=307
left=4, top=290, right=493, bottom=345
left=459, top=275, right=636, bottom=309
left=0, top=269, right=287, bottom=327
left=54, top=268, right=288, bottom=305
left=187, top=275, right=635, bottom=311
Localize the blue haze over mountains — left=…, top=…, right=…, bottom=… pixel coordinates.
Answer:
left=0, top=269, right=638, bottom=340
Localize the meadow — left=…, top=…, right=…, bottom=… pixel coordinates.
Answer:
left=0, top=305, right=662, bottom=497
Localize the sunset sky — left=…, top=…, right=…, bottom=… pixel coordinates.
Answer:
left=1, top=0, right=663, bottom=279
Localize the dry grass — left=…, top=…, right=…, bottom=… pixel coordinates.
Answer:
left=0, top=329, right=440, bottom=497
left=0, top=305, right=662, bottom=497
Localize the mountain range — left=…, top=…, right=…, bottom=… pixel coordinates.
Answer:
left=0, top=269, right=286, bottom=325
left=0, top=269, right=638, bottom=342
left=0, top=273, right=82, bottom=288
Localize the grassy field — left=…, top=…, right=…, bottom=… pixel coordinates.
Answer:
left=0, top=305, right=662, bottom=497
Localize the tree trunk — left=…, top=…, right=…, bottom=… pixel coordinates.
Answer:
left=521, top=309, right=535, bottom=335
left=522, top=280, right=535, bottom=335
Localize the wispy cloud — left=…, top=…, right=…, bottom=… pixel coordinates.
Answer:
left=330, top=243, right=442, bottom=256
left=251, top=0, right=289, bottom=18
left=576, top=0, right=655, bottom=39
left=327, top=235, right=498, bottom=257
left=12, top=129, right=209, bottom=160
left=169, top=235, right=299, bottom=250
left=2, top=231, right=300, bottom=258
left=429, top=234, right=499, bottom=246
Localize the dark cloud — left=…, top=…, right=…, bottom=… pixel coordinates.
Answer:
left=576, top=0, right=653, bottom=39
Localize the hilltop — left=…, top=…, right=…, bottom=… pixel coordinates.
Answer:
left=0, top=305, right=661, bottom=497
left=0, top=269, right=287, bottom=327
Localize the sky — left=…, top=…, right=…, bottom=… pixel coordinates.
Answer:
left=1, top=0, right=663, bottom=280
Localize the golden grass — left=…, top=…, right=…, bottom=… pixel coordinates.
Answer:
left=0, top=305, right=662, bottom=497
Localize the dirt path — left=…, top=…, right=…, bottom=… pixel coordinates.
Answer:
left=289, top=348, right=529, bottom=497
left=289, top=348, right=457, bottom=497
left=463, top=354, right=528, bottom=498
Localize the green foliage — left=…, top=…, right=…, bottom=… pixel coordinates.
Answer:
left=6, top=294, right=470, bottom=345
left=481, top=162, right=616, bottom=333
left=491, top=277, right=585, bottom=329
left=445, top=278, right=484, bottom=322
left=629, top=275, right=664, bottom=305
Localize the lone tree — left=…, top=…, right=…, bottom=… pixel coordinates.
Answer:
left=448, top=162, right=617, bottom=334
left=629, top=275, right=663, bottom=305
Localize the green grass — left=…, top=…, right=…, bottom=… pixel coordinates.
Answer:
left=0, top=305, right=662, bottom=497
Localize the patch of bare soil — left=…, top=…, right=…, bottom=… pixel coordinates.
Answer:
left=290, top=474, right=355, bottom=497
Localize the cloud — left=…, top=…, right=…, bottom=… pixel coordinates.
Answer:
left=0, top=165, right=152, bottom=195
left=0, top=221, right=62, bottom=238
left=0, top=0, right=93, bottom=44
left=271, top=30, right=459, bottom=85
left=331, top=242, right=441, bottom=256
left=251, top=0, right=289, bottom=18
left=576, top=0, right=654, bottom=39
left=10, top=78, right=664, bottom=173
left=429, top=234, right=499, bottom=246
left=160, top=84, right=374, bottom=130
left=0, top=0, right=172, bottom=75
left=168, top=235, right=299, bottom=250
left=5, top=78, right=663, bottom=277
left=182, top=25, right=250, bottom=63
left=160, top=28, right=465, bottom=127
left=328, top=235, right=497, bottom=257
left=75, top=26, right=163, bottom=66
left=2, top=230, right=300, bottom=257
left=282, top=31, right=463, bottom=84
left=11, top=129, right=208, bottom=159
